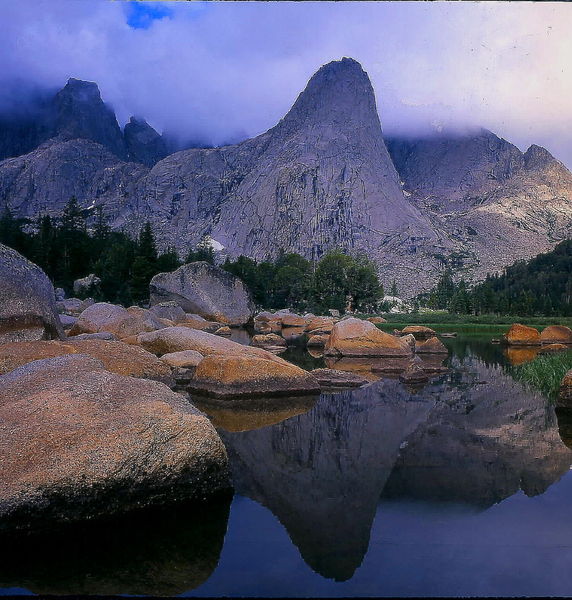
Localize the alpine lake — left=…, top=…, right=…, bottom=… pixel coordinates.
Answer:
left=3, top=326, right=572, bottom=598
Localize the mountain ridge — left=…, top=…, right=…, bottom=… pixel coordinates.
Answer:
left=0, top=58, right=570, bottom=296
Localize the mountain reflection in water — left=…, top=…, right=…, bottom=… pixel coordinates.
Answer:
left=201, top=339, right=572, bottom=585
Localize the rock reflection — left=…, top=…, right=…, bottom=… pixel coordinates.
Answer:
left=324, top=355, right=448, bottom=383
left=384, top=361, right=572, bottom=506
left=0, top=494, right=231, bottom=596
left=229, top=328, right=252, bottom=346
left=193, top=395, right=318, bottom=432
left=505, top=346, right=540, bottom=365
left=281, top=327, right=307, bottom=345
left=220, top=382, right=435, bottom=581
left=555, top=408, right=572, bottom=449
left=323, top=356, right=383, bottom=380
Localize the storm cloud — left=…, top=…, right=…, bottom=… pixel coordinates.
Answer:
left=1, top=1, right=571, bottom=164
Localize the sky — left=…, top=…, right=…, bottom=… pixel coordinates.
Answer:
left=1, top=1, right=571, bottom=165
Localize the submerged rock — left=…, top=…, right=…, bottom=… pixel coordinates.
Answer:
left=0, top=354, right=230, bottom=530
left=311, top=368, right=369, bottom=389
left=150, top=262, right=255, bottom=326
left=0, top=243, right=63, bottom=343
left=399, top=363, right=429, bottom=384
left=415, top=336, right=448, bottom=354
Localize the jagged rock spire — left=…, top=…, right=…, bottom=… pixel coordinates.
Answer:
left=53, top=78, right=126, bottom=159
left=124, top=117, right=168, bottom=166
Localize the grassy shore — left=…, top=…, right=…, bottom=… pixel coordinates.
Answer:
left=358, top=311, right=572, bottom=333
left=511, top=350, right=572, bottom=400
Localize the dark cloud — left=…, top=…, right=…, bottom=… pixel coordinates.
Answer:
left=1, top=1, right=571, bottom=164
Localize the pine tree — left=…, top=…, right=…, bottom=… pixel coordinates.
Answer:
left=0, top=208, right=27, bottom=253
left=56, top=197, right=90, bottom=290
left=186, top=237, right=215, bottom=264
left=129, top=222, right=158, bottom=304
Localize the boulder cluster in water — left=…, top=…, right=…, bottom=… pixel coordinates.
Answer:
left=0, top=243, right=454, bottom=532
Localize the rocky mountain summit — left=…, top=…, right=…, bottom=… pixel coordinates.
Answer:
left=387, top=130, right=572, bottom=283
left=0, top=59, right=571, bottom=295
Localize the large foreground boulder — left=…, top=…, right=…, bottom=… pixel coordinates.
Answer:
left=0, top=243, right=63, bottom=343
left=150, top=262, right=255, bottom=326
left=324, top=318, right=412, bottom=357
left=0, top=355, right=229, bottom=530
left=505, top=323, right=541, bottom=346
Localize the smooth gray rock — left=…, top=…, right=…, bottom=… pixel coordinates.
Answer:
left=59, top=314, right=77, bottom=330
left=73, top=273, right=101, bottom=296
left=71, top=302, right=129, bottom=334
left=149, top=262, right=255, bottom=326
left=0, top=243, right=63, bottom=342
left=149, top=302, right=186, bottom=323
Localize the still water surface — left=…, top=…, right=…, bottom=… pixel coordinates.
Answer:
left=3, top=333, right=572, bottom=597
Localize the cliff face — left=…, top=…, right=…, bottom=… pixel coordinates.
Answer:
left=0, top=60, right=571, bottom=295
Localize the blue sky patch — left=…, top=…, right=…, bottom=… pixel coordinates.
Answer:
left=126, top=2, right=173, bottom=30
